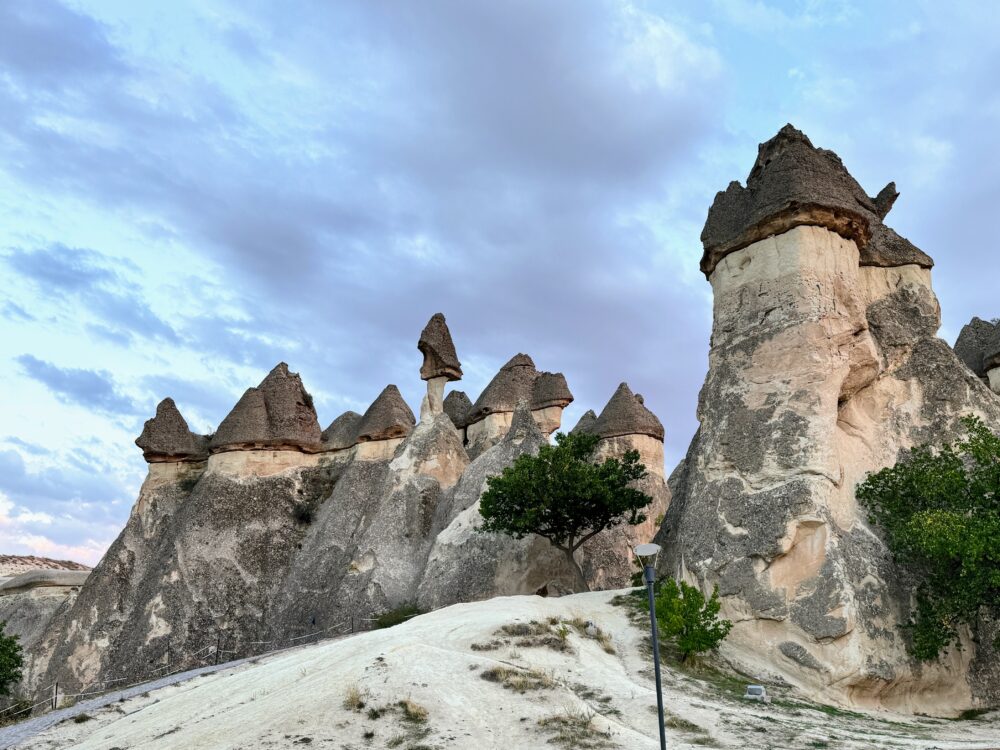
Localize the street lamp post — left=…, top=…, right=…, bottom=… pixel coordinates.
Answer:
left=635, top=543, right=666, bottom=750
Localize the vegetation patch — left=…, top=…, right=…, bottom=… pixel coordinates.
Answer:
left=856, top=415, right=1000, bottom=660
left=375, top=604, right=424, bottom=629
left=481, top=665, right=555, bottom=692
left=536, top=707, right=615, bottom=748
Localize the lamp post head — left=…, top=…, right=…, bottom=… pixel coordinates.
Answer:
left=634, top=542, right=661, bottom=569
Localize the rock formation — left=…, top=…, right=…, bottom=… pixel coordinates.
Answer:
left=656, top=124, right=1000, bottom=715
left=955, top=317, right=1000, bottom=394
left=464, top=354, right=574, bottom=457
left=418, top=313, right=463, bottom=421
left=0, top=567, right=89, bottom=655
left=22, top=316, right=661, bottom=704
left=354, top=385, right=416, bottom=460
left=211, top=363, right=322, bottom=453
left=320, top=411, right=362, bottom=452
left=135, top=398, right=209, bottom=462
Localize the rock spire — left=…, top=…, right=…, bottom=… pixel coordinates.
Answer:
left=417, top=313, right=462, bottom=381
left=443, top=390, right=472, bottom=429
left=135, top=398, right=209, bottom=462
left=954, top=317, right=998, bottom=379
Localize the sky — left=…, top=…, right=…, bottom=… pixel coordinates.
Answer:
left=1, top=0, right=998, bottom=566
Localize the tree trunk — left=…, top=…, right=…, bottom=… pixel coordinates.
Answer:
left=563, top=546, right=590, bottom=592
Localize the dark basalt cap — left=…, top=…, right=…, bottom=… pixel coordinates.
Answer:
left=211, top=363, right=322, bottom=451
left=954, top=317, right=998, bottom=378
left=443, top=390, right=473, bottom=429
left=700, top=124, right=934, bottom=277
left=418, top=313, right=463, bottom=381
left=354, top=385, right=415, bottom=442
left=570, top=409, right=598, bottom=435
left=592, top=383, right=664, bottom=441
left=321, top=411, right=362, bottom=451
left=467, top=354, right=539, bottom=424
left=530, top=372, right=574, bottom=410
left=135, top=398, right=209, bottom=462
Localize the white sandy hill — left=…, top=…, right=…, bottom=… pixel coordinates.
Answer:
left=21, top=591, right=999, bottom=750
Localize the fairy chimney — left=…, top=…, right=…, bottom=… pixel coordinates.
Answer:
left=135, top=398, right=209, bottom=462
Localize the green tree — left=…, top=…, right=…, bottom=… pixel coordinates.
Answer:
left=0, top=622, right=23, bottom=697
left=645, top=578, right=732, bottom=661
left=856, top=415, right=1000, bottom=660
left=479, top=430, right=652, bottom=591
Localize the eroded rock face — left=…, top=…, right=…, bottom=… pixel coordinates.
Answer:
left=211, top=364, right=321, bottom=453
left=658, top=127, right=1000, bottom=715
left=954, top=317, right=997, bottom=379
left=0, top=570, right=89, bottom=656
left=135, top=398, right=209, bottom=462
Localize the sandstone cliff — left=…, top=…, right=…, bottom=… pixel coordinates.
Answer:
left=656, top=125, right=1000, bottom=715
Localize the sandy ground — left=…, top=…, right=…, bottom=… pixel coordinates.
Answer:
left=13, top=590, right=999, bottom=750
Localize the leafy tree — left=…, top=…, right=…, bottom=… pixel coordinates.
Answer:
left=479, top=430, right=652, bottom=591
left=856, top=415, right=1000, bottom=660
left=641, top=578, right=732, bottom=661
left=0, top=622, right=23, bottom=698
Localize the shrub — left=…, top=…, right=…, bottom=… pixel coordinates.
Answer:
left=641, top=578, right=732, bottom=661
left=0, top=623, right=23, bottom=698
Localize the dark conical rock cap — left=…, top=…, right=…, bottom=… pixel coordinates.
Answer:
left=418, top=313, right=462, bottom=381
left=210, top=363, right=322, bottom=451
left=954, top=317, right=998, bottom=378
left=530, top=372, right=574, bottom=410
left=321, top=411, right=362, bottom=451
left=467, top=353, right=539, bottom=424
left=700, top=124, right=933, bottom=277
left=592, top=383, right=664, bottom=441
left=354, top=385, right=416, bottom=442
left=570, top=409, right=598, bottom=435
left=443, top=390, right=472, bottom=429
left=135, top=398, right=209, bottom=461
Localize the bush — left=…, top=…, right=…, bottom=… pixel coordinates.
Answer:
left=639, top=578, right=732, bottom=661
left=856, top=415, right=1000, bottom=660
left=0, top=623, right=23, bottom=698
left=375, top=604, right=423, bottom=629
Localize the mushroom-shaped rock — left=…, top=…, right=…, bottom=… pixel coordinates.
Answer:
left=418, top=313, right=462, bottom=381
left=570, top=409, right=598, bottom=435
left=135, top=398, right=209, bottom=462
left=355, top=385, right=416, bottom=443
left=210, top=363, right=321, bottom=452
left=321, top=411, right=362, bottom=451
left=467, top=354, right=538, bottom=424
left=593, top=383, right=664, bottom=441
left=530, top=372, right=574, bottom=410
left=443, top=390, right=472, bottom=429
left=700, top=124, right=933, bottom=277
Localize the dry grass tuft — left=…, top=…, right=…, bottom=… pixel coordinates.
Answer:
left=342, top=683, right=367, bottom=712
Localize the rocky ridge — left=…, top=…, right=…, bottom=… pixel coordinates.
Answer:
left=22, top=313, right=668, bottom=701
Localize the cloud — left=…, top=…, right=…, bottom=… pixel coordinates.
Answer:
left=15, top=354, right=138, bottom=416
left=4, top=244, right=178, bottom=345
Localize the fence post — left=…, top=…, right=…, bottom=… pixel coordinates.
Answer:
left=215, top=632, right=222, bottom=666
left=51, top=681, right=58, bottom=710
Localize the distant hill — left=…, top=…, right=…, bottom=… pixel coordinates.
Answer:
left=0, top=555, right=91, bottom=577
